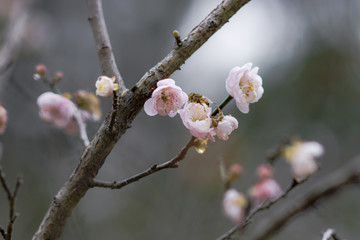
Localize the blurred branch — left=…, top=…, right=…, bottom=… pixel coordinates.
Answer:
left=86, top=0, right=126, bottom=93
left=0, top=0, right=30, bottom=98
left=253, top=156, right=360, bottom=240
left=33, top=0, right=252, bottom=239
left=90, top=137, right=196, bottom=189
left=217, top=179, right=304, bottom=240
left=0, top=167, right=22, bottom=240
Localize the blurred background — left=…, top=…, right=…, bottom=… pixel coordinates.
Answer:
left=0, top=0, right=360, bottom=239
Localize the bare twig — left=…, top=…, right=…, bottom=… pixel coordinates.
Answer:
left=90, top=137, right=196, bottom=189
left=0, top=167, right=22, bottom=240
left=252, top=156, right=360, bottom=240
left=33, top=0, right=252, bottom=239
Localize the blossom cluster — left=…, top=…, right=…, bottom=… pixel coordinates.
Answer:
left=143, top=63, right=264, bottom=143
left=221, top=140, right=324, bottom=223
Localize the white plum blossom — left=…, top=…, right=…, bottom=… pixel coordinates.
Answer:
left=178, top=102, right=214, bottom=140
left=214, top=115, right=238, bottom=141
left=285, top=141, right=324, bottom=182
left=0, top=104, right=8, bottom=135
left=144, top=79, right=188, bottom=117
left=225, top=63, right=264, bottom=114
left=37, top=92, right=77, bottom=128
left=222, top=189, right=247, bottom=223
left=95, top=76, right=119, bottom=97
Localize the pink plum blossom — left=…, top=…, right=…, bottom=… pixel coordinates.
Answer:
left=250, top=164, right=283, bottom=206
left=0, top=105, right=8, bottom=135
left=144, top=79, right=188, bottom=117
left=214, top=115, right=238, bottom=141
left=178, top=102, right=215, bottom=139
left=225, top=63, right=264, bottom=114
left=37, top=92, right=76, bottom=128
left=284, top=141, right=324, bottom=182
left=250, top=178, right=283, bottom=206
left=223, top=189, right=247, bottom=223
left=95, top=76, right=119, bottom=97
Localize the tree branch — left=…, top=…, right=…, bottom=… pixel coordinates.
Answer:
left=86, top=0, right=126, bottom=93
left=253, top=156, right=360, bottom=240
left=33, top=0, right=252, bottom=239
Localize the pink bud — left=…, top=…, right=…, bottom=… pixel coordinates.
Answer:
left=257, top=164, right=273, bottom=179
left=35, top=64, right=47, bottom=76
left=52, top=71, right=64, bottom=84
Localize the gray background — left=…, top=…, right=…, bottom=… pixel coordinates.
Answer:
left=0, top=0, right=359, bottom=239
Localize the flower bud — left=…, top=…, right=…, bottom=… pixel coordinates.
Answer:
left=35, top=64, right=47, bottom=77
left=52, top=71, right=64, bottom=84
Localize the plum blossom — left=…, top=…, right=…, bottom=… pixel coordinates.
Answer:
left=95, top=76, right=119, bottom=97
left=37, top=92, right=76, bottom=128
left=284, top=141, right=324, bottom=182
left=0, top=105, right=8, bottom=135
left=144, top=79, right=188, bottom=117
left=225, top=63, right=264, bottom=114
left=214, top=115, right=238, bottom=141
left=178, top=102, right=214, bottom=139
left=250, top=164, right=283, bottom=206
left=223, top=189, right=247, bottom=223
left=249, top=178, right=283, bottom=206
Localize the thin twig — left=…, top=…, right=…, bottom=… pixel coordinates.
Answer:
left=0, top=167, right=22, bottom=240
left=90, top=137, right=196, bottom=189
left=253, top=156, right=360, bottom=240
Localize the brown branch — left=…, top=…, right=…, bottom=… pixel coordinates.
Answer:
left=33, top=0, right=252, bottom=239
left=0, top=167, right=22, bottom=240
left=90, top=137, right=196, bottom=189
left=253, top=156, right=360, bottom=240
